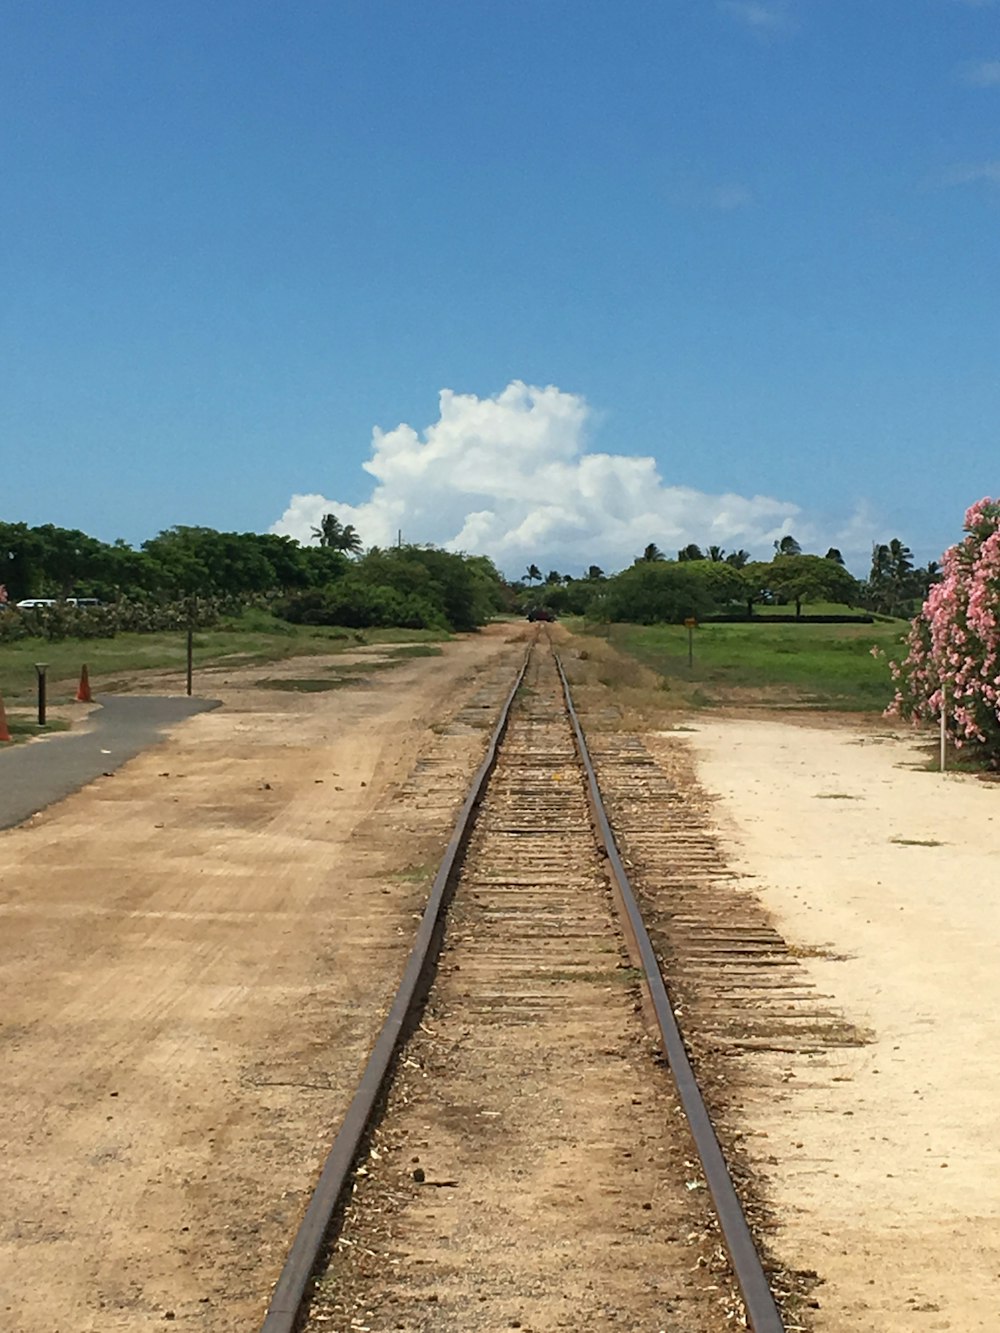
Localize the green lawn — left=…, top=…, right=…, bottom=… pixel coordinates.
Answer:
left=589, top=616, right=908, bottom=712
left=0, top=611, right=449, bottom=707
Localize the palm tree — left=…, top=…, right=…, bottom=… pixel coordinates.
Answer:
left=641, top=544, right=665, bottom=562
left=888, top=537, right=913, bottom=574
left=707, top=545, right=726, bottom=562
left=677, top=543, right=704, bottom=562
left=774, top=534, right=802, bottom=556
left=867, top=540, right=916, bottom=615
left=311, top=513, right=340, bottom=547
left=525, top=563, right=542, bottom=584
left=886, top=538, right=914, bottom=616
left=311, top=512, right=363, bottom=554
left=725, top=549, right=750, bottom=568
left=340, top=524, right=363, bottom=555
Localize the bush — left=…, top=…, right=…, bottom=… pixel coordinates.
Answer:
left=277, top=581, right=445, bottom=630
left=276, top=546, right=504, bottom=633
left=890, top=498, right=1000, bottom=765
left=0, top=596, right=226, bottom=643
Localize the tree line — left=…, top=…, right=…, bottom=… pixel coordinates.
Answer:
left=0, top=515, right=939, bottom=636
left=0, top=518, right=506, bottom=636
left=518, top=536, right=940, bottom=623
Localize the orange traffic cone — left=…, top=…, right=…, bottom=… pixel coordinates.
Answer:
left=76, top=665, right=93, bottom=703
left=0, top=692, right=11, bottom=743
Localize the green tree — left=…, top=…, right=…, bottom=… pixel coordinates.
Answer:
left=641, top=544, right=666, bottom=562
left=0, top=522, right=44, bottom=600
left=311, top=512, right=363, bottom=554
left=738, top=561, right=773, bottom=617
left=773, top=534, right=802, bottom=556
left=142, top=527, right=277, bottom=597
left=768, top=553, right=859, bottom=617
left=689, top=559, right=746, bottom=607
left=677, top=543, right=704, bottom=562
left=865, top=538, right=917, bottom=616
left=598, top=561, right=718, bottom=624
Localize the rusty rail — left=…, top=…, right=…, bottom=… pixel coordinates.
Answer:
left=260, top=638, right=783, bottom=1332
left=554, top=648, right=784, bottom=1333
left=259, top=651, right=528, bottom=1333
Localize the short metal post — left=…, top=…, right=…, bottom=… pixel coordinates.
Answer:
left=940, top=682, right=947, bottom=773
left=34, top=662, right=48, bottom=726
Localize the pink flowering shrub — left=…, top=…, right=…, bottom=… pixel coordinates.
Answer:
left=890, top=498, right=1000, bottom=765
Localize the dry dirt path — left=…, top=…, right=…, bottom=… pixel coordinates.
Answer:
left=687, top=716, right=1000, bottom=1332
left=0, top=625, right=527, bottom=1333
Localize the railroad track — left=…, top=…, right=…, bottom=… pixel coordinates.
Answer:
left=261, top=635, right=784, bottom=1333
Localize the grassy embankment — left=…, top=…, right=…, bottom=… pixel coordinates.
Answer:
left=577, top=604, right=908, bottom=713
left=0, top=608, right=447, bottom=719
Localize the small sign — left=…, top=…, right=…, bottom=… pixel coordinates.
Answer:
left=684, top=617, right=698, bottom=628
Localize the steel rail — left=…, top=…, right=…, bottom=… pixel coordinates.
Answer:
left=554, top=649, right=785, bottom=1333
left=259, top=649, right=530, bottom=1333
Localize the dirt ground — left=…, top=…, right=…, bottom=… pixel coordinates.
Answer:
left=687, top=716, right=1000, bottom=1331
left=0, top=625, right=527, bottom=1333
left=6, top=620, right=999, bottom=1333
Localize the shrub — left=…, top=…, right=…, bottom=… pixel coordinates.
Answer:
left=277, top=581, right=445, bottom=630
left=0, top=597, right=226, bottom=643
left=890, top=498, right=1000, bottom=765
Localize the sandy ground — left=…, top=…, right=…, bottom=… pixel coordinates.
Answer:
left=688, top=716, right=1000, bottom=1331
left=0, top=625, right=526, bottom=1333
left=7, top=624, right=1000, bottom=1332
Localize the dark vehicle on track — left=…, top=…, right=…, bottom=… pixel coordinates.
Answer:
left=526, top=607, right=556, bottom=622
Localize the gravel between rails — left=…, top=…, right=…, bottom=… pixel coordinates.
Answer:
left=306, top=644, right=739, bottom=1333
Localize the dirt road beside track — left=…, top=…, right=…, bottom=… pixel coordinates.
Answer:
left=0, top=626, right=527, bottom=1333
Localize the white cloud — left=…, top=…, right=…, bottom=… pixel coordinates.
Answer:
left=936, top=160, right=1000, bottom=186
left=271, top=382, right=874, bottom=575
left=709, top=183, right=755, bottom=210
left=670, top=178, right=755, bottom=211
left=719, top=1, right=795, bottom=33
left=961, top=59, right=1000, bottom=85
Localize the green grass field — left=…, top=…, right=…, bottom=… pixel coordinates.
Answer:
left=588, top=613, right=908, bottom=712
left=0, top=611, right=448, bottom=707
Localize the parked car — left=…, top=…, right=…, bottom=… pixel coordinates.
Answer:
left=14, top=597, right=101, bottom=609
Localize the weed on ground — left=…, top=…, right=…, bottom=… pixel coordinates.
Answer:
left=0, top=615, right=449, bottom=706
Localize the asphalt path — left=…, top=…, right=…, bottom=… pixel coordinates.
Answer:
left=0, top=694, right=220, bottom=831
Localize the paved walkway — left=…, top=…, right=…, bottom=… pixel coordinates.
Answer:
left=0, top=695, right=219, bottom=831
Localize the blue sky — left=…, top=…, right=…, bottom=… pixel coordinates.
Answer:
left=2, top=0, right=998, bottom=575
